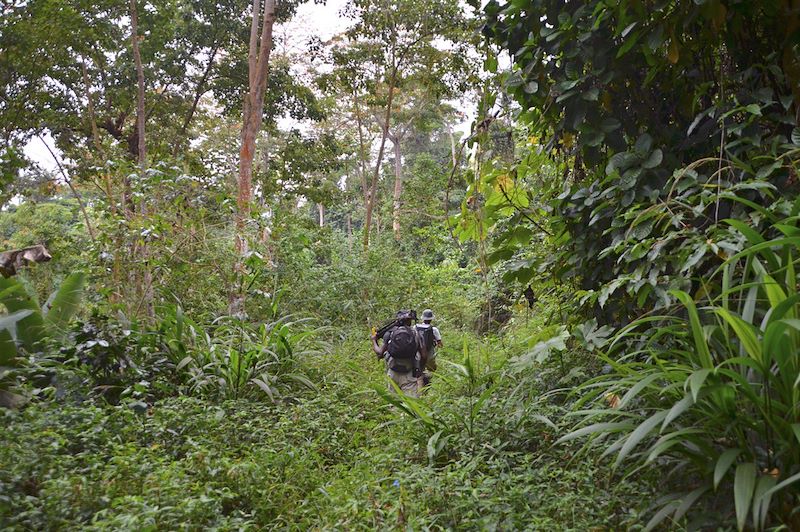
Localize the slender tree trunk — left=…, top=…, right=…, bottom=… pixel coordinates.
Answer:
left=363, top=65, right=398, bottom=249
left=176, top=44, right=220, bottom=153
left=231, top=0, right=277, bottom=315
left=130, top=0, right=154, bottom=319
left=447, top=123, right=457, bottom=167
left=81, top=60, right=103, bottom=155
left=318, top=203, right=325, bottom=227
left=353, top=93, right=370, bottom=204
left=391, top=134, right=402, bottom=240
left=130, top=0, right=145, bottom=179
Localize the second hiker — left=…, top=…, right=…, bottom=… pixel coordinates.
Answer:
left=415, top=308, right=442, bottom=385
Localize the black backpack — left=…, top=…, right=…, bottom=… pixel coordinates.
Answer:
left=416, top=325, right=435, bottom=353
left=387, top=326, right=418, bottom=359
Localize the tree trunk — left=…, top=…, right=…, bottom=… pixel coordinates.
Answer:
left=131, top=4, right=145, bottom=172
left=231, top=0, right=277, bottom=315
left=130, top=0, right=154, bottom=319
left=353, top=93, right=370, bottom=204
left=363, top=66, right=398, bottom=249
left=447, top=123, right=457, bottom=167
left=318, top=203, right=324, bottom=227
left=176, top=44, right=220, bottom=153
left=81, top=60, right=103, bottom=155
left=391, top=134, right=402, bottom=240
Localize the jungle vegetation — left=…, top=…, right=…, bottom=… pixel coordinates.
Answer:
left=1, top=0, right=799, bottom=529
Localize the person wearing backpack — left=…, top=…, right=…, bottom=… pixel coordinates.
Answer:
left=415, top=309, right=442, bottom=385
left=371, top=310, right=428, bottom=397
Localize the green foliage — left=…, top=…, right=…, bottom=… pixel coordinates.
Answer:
left=181, top=314, right=324, bottom=402
left=0, top=272, right=86, bottom=353
left=560, top=207, right=800, bottom=529
left=272, top=217, right=481, bottom=329
left=0, top=199, right=90, bottom=297
left=0, top=273, right=86, bottom=406
left=0, top=328, right=656, bottom=529
left=479, top=0, right=800, bottom=323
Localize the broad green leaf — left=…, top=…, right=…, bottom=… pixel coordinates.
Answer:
left=645, top=428, right=703, bottom=463
left=745, top=103, right=762, bottom=115
left=251, top=377, right=276, bottom=402
left=0, top=277, right=44, bottom=351
left=758, top=470, right=800, bottom=501
left=761, top=274, right=787, bottom=309
left=723, top=218, right=766, bottom=245
left=755, top=161, right=781, bottom=180
left=662, top=393, right=695, bottom=430
left=0, top=329, right=17, bottom=367
left=619, top=372, right=661, bottom=408
left=687, top=368, right=712, bottom=402
left=471, top=382, right=499, bottom=418
left=792, top=424, right=800, bottom=445
left=634, top=133, right=653, bottom=154
left=0, top=309, right=34, bottom=367
left=725, top=238, right=800, bottom=274
left=752, top=475, right=776, bottom=531
left=644, top=500, right=679, bottom=531
left=530, top=414, right=557, bottom=429
left=641, top=149, right=663, bottom=169
left=673, top=485, right=709, bottom=522
left=714, top=448, right=741, bottom=489
left=734, top=463, right=757, bottom=531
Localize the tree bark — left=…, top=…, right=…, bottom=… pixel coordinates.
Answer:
left=447, top=123, right=457, bottom=167
left=130, top=0, right=146, bottom=176
left=391, top=133, right=402, bottom=240
left=318, top=203, right=325, bottom=227
left=353, top=93, right=370, bottom=204
left=231, top=0, right=277, bottom=315
left=363, top=66, right=398, bottom=249
left=130, top=0, right=154, bottom=319
left=81, top=60, right=103, bottom=155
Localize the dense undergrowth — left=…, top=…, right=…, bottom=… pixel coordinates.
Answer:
left=1, top=329, right=658, bottom=530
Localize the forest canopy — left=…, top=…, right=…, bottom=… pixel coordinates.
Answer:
left=1, top=0, right=799, bottom=529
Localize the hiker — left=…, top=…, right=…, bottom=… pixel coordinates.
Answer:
left=371, top=310, right=427, bottom=397
left=415, top=309, right=442, bottom=385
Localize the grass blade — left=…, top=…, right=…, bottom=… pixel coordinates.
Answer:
left=672, top=290, right=713, bottom=368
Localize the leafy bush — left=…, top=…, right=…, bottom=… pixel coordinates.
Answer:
left=181, top=315, right=324, bottom=402
left=560, top=207, right=800, bottom=530
left=0, top=273, right=85, bottom=406
left=0, top=330, right=656, bottom=530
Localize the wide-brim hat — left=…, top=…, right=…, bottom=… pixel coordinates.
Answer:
left=422, top=309, right=434, bottom=320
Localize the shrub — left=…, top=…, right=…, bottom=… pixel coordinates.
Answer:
left=560, top=207, right=800, bottom=530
